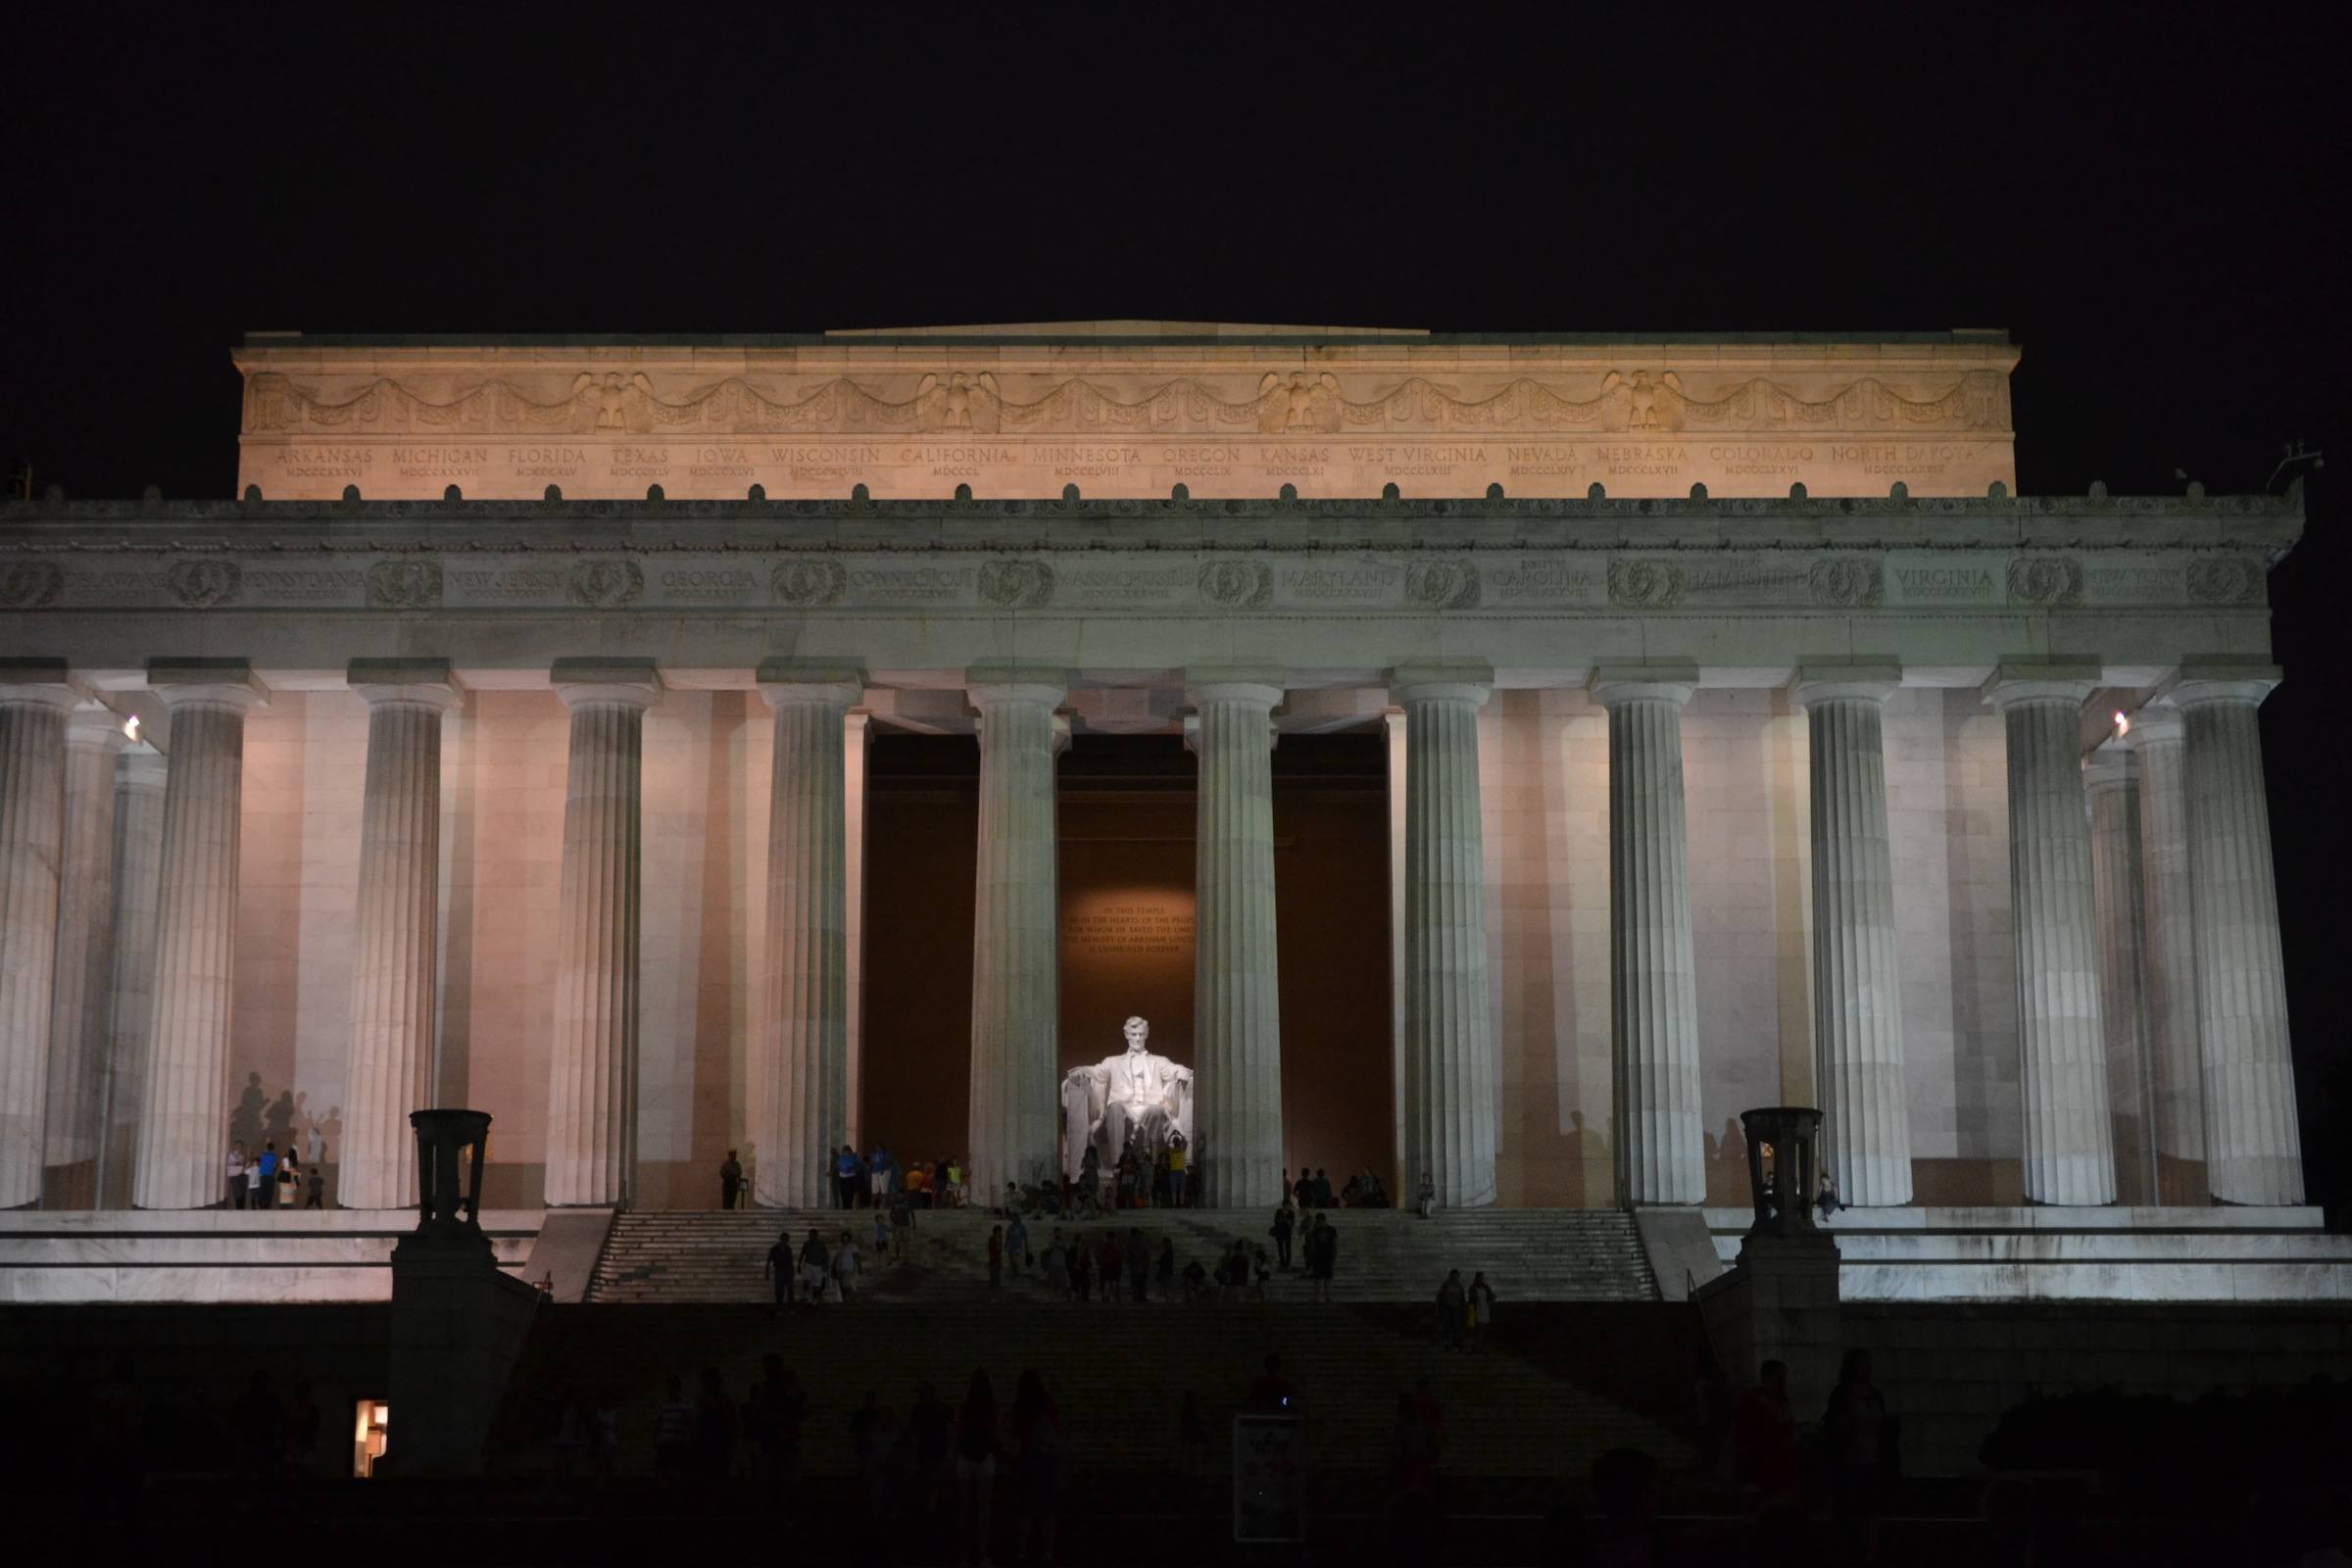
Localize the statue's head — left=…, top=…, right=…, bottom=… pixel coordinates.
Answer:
left=1123, top=1016, right=1150, bottom=1054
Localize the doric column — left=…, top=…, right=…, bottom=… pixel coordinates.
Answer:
left=1186, top=672, right=1286, bottom=1207
left=544, top=660, right=660, bottom=1208
left=338, top=662, right=461, bottom=1209
left=2084, top=743, right=2156, bottom=1204
left=95, top=745, right=167, bottom=1208
left=132, top=662, right=270, bottom=1209
left=964, top=670, right=1066, bottom=1200
left=1984, top=662, right=2114, bottom=1205
left=2174, top=662, right=2304, bottom=1204
left=42, top=706, right=129, bottom=1200
left=2123, top=703, right=2205, bottom=1201
left=1383, top=708, right=1409, bottom=1189
left=0, top=664, right=80, bottom=1208
left=1392, top=664, right=1498, bottom=1208
left=751, top=662, right=862, bottom=1208
left=1591, top=666, right=1705, bottom=1205
left=1792, top=667, right=1913, bottom=1206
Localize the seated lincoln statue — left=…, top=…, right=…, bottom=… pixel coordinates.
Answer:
left=1061, top=1015, right=1195, bottom=1181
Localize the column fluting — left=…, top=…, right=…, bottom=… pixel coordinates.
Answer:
left=95, top=746, right=167, bottom=1208
left=752, top=665, right=861, bottom=1208
left=965, top=672, right=1066, bottom=1201
left=1793, top=669, right=1914, bottom=1206
left=0, top=670, right=79, bottom=1208
left=41, top=706, right=128, bottom=1198
left=543, top=663, right=660, bottom=1207
left=2123, top=703, right=2206, bottom=1201
left=1393, top=666, right=1498, bottom=1209
left=338, top=666, right=460, bottom=1209
left=1985, top=665, right=2115, bottom=1205
left=1187, top=674, right=1286, bottom=1208
left=132, top=666, right=269, bottom=1209
left=2084, top=743, right=2157, bottom=1204
left=2175, top=666, right=2304, bottom=1204
left=1592, top=667, right=1705, bottom=1206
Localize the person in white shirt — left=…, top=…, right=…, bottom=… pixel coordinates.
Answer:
left=225, top=1143, right=248, bottom=1209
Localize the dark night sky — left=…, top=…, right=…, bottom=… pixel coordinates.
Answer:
left=5, top=12, right=2348, bottom=1212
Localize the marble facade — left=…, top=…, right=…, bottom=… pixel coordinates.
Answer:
left=0, top=326, right=2311, bottom=1215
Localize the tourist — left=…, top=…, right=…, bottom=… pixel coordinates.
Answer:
left=1176, top=1391, right=1210, bottom=1479
left=946, top=1155, right=966, bottom=1207
left=1817, top=1173, right=1843, bottom=1219
left=1078, top=1144, right=1102, bottom=1211
left=834, top=1145, right=864, bottom=1209
left=1040, top=1231, right=1064, bottom=1295
left=1365, top=1173, right=1391, bottom=1208
left=954, top=1370, right=1000, bottom=1568
left=1341, top=1173, right=1363, bottom=1207
left=1307, top=1213, right=1338, bottom=1302
left=1252, top=1244, right=1272, bottom=1299
left=244, top=1149, right=265, bottom=1210
left=934, top=1157, right=954, bottom=1207
left=1115, top=1144, right=1140, bottom=1209
left=1417, top=1171, right=1436, bottom=1218
left=1437, top=1269, right=1466, bottom=1348
left=1181, top=1257, right=1210, bottom=1302
left=1005, top=1209, right=1029, bottom=1275
left=833, top=1228, right=862, bottom=1300
left=1066, top=1232, right=1092, bottom=1302
left=891, top=1194, right=915, bottom=1263
left=256, top=1142, right=279, bottom=1210
left=800, top=1228, right=830, bottom=1302
left=1154, top=1236, right=1176, bottom=1301
left=718, top=1148, right=744, bottom=1209
left=654, top=1373, right=695, bottom=1474
left=1312, top=1168, right=1334, bottom=1208
left=1097, top=1232, right=1124, bottom=1305
left=1166, top=1130, right=1189, bottom=1207
left=744, top=1353, right=806, bottom=1487
left=1125, top=1227, right=1149, bottom=1302
left=692, top=1365, right=737, bottom=1479
left=1468, top=1271, right=1496, bottom=1341
left=870, top=1205, right=891, bottom=1261
left=988, top=1223, right=1004, bottom=1289
left=1823, top=1348, right=1895, bottom=1539
left=305, top=1158, right=325, bottom=1209
left=225, top=1141, right=247, bottom=1208
left=1292, top=1166, right=1312, bottom=1208
left=1010, top=1369, right=1063, bottom=1564
left=869, top=1146, right=892, bottom=1206
left=904, top=1160, right=930, bottom=1208
left=1245, top=1352, right=1296, bottom=1413
left=277, top=1148, right=302, bottom=1208
left=763, top=1227, right=795, bottom=1314
left=1732, top=1358, right=1801, bottom=1514
left=1271, top=1199, right=1297, bottom=1268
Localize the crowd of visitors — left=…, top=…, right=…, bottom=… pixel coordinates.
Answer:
left=222, top=1138, right=326, bottom=1208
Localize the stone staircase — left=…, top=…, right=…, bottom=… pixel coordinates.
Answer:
left=495, top=1298, right=1689, bottom=1490
left=586, top=1206, right=1658, bottom=1305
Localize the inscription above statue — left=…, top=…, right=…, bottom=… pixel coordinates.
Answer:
left=1061, top=1015, right=1194, bottom=1180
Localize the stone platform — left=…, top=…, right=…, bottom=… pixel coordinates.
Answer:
left=0, top=1209, right=542, bottom=1302
left=1704, top=1205, right=2352, bottom=1301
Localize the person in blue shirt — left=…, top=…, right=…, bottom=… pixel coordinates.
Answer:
left=256, top=1142, right=279, bottom=1204
left=834, top=1146, right=866, bottom=1210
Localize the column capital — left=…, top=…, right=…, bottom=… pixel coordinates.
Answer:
left=2122, top=700, right=2186, bottom=750
left=1589, top=662, right=1699, bottom=710
left=1983, top=660, right=2100, bottom=712
left=350, top=658, right=463, bottom=712
left=63, top=703, right=132, bottom=753
left=2171, top=660, right=2281, bottom=710
left=146, top=659, right=269, bottom=714
left=1389, top=662, right=1494, bottom=707
left=964, top=665, right=1069, bottom=710
left=2082, top=742, right=2137, bottom=794
left=0, top=659, right=85, bottom=712
left=1791, top=662, right=1901, bottom=710
left=1183, top=669, right=1286, bottom=710
left=551, top=657, right=662, bottom=712
left=118, top=743, right=168, bottom=793
left=757, top=659, right=865, bottom=710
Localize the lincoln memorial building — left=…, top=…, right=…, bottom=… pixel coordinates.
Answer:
left=0, top=324, right=2313, bottom=1231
